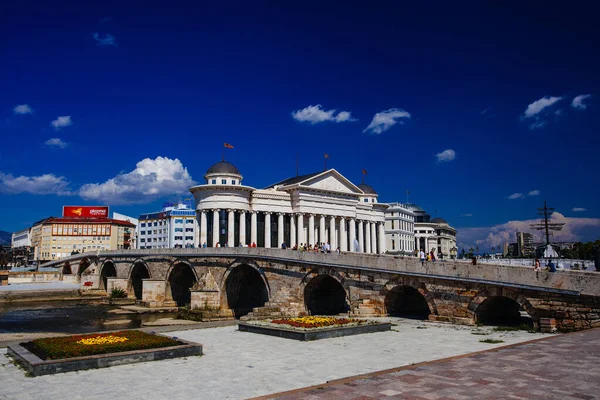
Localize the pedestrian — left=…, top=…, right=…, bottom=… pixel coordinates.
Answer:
left=419, top=249, right=425, bottom=266
left=202, top=242, right=207, bottom=248
left=547, top=259, right=556, bottom=272
left=281, top=241, right=287, bottom=249
left=430, top=251, right=436, bottom=263
left=534, top=258, right=541, bottom=271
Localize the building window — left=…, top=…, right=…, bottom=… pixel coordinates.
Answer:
left=175, top=228, right=183, bottom=232
left=185, top=236, right=193, bottom=240
left=186, top=220, right=194, bottom=224
left=140, top=239, right=145, bottom=242
left=363, top=199, right=368, bottom=203
left=141, top=231, right=145, bottom=235
left=232, top=180, right=236, bottom=185
left=212, top=179, right=216, bottom=184
left=221, top=179, right=227, bottom=184
left=185, top=228, right=193, bottom=232
left=175, top=219, right=183, bottom=224
left=141, top=223, right=146, bottom=227
left=153, top=222, right=158, bottom=226
left=174, top=236, right=183, bottom=240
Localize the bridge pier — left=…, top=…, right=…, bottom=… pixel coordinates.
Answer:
left=106, top=278, right=130, bottom=297
left=141, top=279, right=175, bottom=307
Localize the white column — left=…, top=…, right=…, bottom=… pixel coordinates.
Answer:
left=227, top=209, right=235, bottom=247
left=297, top=214, right=304, bottom=245
left=264, top=212, right=271, bottom=248
left=200, top=211, right=207, bottom=246
left=379, top=223, right=386, bottom=254
left=365, top=222, right=371, bottom=253
left=290, top=214, right=296, bottom=248
left=239, top=211, right=246, bottom=246
left=250, top=212, right=257, bottom=245
left=319, top=215, right=326, bottom=247
left=308, top=214, right=315, bottom=247
left=212, top=209, right=220, bottom=247
left=358, top=220, right=364, bottom=253
left=278, top=213, right=284, bottom=248
left=329, top=216, right=336, bottom=249
left=349, top=218, right=356, bottom=252
left=371, top=222, right=377, bottom=254
left=339, top=217, right=347, bottom=252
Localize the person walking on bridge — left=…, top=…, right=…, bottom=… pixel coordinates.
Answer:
left=419, top=249, right=425, bottom=266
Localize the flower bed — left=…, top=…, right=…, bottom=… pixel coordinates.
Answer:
left=270, top=316, right=365, bottom=329
left=22, top=330, right=181, bottom=360
left=239, top=317, right=391, bottom=341
left=9, top=330, right=203, bottom=376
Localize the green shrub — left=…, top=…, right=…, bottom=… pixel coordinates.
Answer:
left=479, top=339, right=504, bottom=344
left=109, top=287, right=127, bottom=298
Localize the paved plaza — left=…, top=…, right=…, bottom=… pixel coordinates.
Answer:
left=264, top=328, right=600, bottom=400
left=0, top=318, right=555, bottom=400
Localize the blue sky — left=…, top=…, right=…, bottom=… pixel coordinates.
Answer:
left=1, top=1, right=599, bottom=250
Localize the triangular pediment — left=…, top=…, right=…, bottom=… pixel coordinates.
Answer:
left=297, top=170, right=362, bottom=195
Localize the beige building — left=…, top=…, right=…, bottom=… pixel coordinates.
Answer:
left=33, top=217, right=135, bottom=263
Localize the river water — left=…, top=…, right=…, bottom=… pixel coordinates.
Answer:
left=0, top=301, right=178, bottom=334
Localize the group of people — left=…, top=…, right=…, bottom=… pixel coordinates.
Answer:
left=283, top=242, right=340, bottom=254
left=418, top=249, right=437, bottom=265
left=201, top=242, right=259, bottom=248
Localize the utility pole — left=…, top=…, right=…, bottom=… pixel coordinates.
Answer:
left=530, top=200, right=564, bottom=246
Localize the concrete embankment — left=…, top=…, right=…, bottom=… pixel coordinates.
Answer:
left=0, top=287, right=102, bottom=303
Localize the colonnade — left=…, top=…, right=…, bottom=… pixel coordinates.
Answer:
left=198, top=210, right=387, bottom=254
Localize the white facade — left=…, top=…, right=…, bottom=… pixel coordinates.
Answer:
left=384, top=203, right=415, bottom=255
left=190, top=161, right=388, bottom=253
left=138, top=204, right=199, bottom=249
left=11, top=228, right=31, bottom=248
left=113, top=212, right=139, bottom=249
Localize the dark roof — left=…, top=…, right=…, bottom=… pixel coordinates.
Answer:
left=431, top=217, right=447, bottom=224
left=404, top=203, right=425, bottom=212
left=206, top=161, right=240, bottom=175
left=358, top=183, right=377, bottom=195
left=264, top=171, right=322, bottom=189
left=43, top=217, right=135, bottom=227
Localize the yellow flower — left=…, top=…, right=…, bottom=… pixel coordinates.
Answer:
left=77, top=335, right=129, bottom=346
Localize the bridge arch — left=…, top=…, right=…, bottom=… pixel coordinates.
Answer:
left=380, top=277, right=437, bottom=318
left=301, top=269, right=350, bottom=316
left=469, top=288, right=536, bottom=327
left=62, top=261, right=72, bottom=275
left=221, top=260, right=270, bottom=318
left=99, top=260, right=117, bottom=291
left=128, top=259, right=152, bottom=300
left=166, top=259, right=198, bottom=307
left=77, top=257, right=91, bottom=276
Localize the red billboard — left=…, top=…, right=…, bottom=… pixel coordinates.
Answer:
left=63, top=206, right=109, bottom=218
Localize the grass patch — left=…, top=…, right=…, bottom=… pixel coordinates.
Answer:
left=471, top=331, right=490, bottom=336
left=22, top=331, right=181, bottom=360
left=493, top=324, right=537, bottom=333
left=416, top=326, right=428, bottom=329
left=109, top=287, right=127, bottom=298
left=479, top=339, right=504, bottom=344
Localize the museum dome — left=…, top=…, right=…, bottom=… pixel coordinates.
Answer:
left=206, top=161, right=240, bottom=175
left=358, top=184, right=377, bottom=195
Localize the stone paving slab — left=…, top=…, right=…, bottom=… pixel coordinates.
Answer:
left=0, top=318, right=549, bottom=399
left=261, top=328, right=600, bottom=400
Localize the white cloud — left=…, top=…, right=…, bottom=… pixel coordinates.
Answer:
left=523, top=96, right=562, bottom=118
left=13, top=104, right=33, bottom=115
left=528, top=120, right=547, bottom=130
left=0, top=172, right=72, bottom=195
left=93, top=32, right=117, bottom=46
left=528, top=189, right=540, bottom=196
left=572, top=207, right=587, bottom=212
left=51, top=116, right=73, bottom=130
left=435, top=149, right=456, bottom=162
left=291, top=105, right=356, bottom=124
left=572, top=94, right=591, bottom=110
left=79, top=156, right=196, bottom=205
left=363, top=108, right=411, bottom=134
left=507, top=193, right=523, bottom=200
left=45, top=138, right=68, bottom=149
left=458, top=212, right=600, bottom=250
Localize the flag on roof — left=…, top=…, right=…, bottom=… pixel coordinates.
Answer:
left=224, top=143, right=234, bottom=149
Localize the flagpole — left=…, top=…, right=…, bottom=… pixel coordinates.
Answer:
left=324, top=157, right=326, bottom=171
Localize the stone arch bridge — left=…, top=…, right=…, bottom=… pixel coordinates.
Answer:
left=44, top=248, right=600, bottom=331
